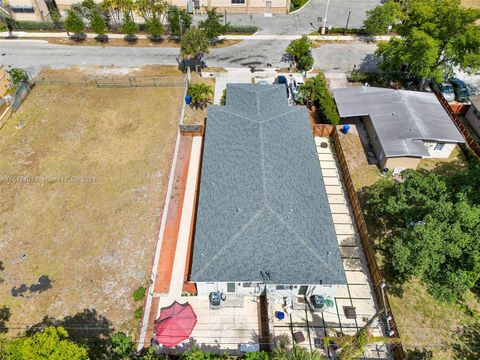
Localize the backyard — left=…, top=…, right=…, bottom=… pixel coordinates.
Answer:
left=0, top=67, right=183, bottom=338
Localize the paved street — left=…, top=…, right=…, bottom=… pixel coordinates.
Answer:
left=0, top=39, right=378, bottom=76
left=194, top=0, right=381, bottom=35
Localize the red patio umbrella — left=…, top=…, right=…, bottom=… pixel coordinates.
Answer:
left=154, top=301, right=197, bottom=347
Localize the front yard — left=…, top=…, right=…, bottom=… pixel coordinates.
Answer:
left=0, top=68, right=183, bottom=337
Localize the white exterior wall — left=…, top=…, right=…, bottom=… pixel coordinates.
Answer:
left=465, top=105, right=480, bottom=138
left=423, top=141, right=457, bottom=159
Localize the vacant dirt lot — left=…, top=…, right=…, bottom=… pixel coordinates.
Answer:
left=0, top=69, right=183, bottom=337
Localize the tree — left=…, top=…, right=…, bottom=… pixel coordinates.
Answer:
left=101, top=0, right=134, bottom=29
left=90, top=9, right=107, bottom=41
left=299, top=73, right=340, bottom=125
left=8, top=68, right=29, bottom=84
left=2, top=326, right=88, bottom=360
left=321, top=313, right=399, bottom=360
left=121, top=13, right=138, bottom=41
left=363, top=0, right=403, bottom=35
left=109, top=332, right=135, bottom=359
left=0, top=10, right=17, bottom=38
left=64, top=9, right=85, bottom=39
left=146, top=17, right=164, bottom=41
left=180, top=28, right=209, bottom=60
left=167, top=5, right=192, bottom=37
left=135, top=0, right=168, bottom=22
left=286, top=35, right=313, bottom=73
left=187, top=83, right=213, bottom=109
left=198, top=7, right=225, bottom=40
left=366, top=166, right=480, bottom=302
left=375, top=0, right=480, bottom=89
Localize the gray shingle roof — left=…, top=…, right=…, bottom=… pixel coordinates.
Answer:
left=190, top=84, right=346, bottom=286
left=470, top=95, right=480, bottom=110
left=333, top=87, right=465, bottom=158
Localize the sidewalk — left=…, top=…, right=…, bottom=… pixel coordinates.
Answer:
left=0, top=31, right=392, bottom=42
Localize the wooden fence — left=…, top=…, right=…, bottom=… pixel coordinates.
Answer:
left=330, top=128, right=405, bottom=360
left=432, top=84, right=480, bottom=158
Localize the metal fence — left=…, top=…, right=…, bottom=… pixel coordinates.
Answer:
left=312, top=124, right=405, bottom=359
left=35, top=75, right=186, bottom=88
left=11, top=81, right=33, bottom=112
left=432, top=84, right=480, bottom=158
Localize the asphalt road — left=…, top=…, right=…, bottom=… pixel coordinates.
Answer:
left=0, top=40, right=378, bottom=76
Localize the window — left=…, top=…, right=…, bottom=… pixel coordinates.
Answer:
left=231, top=0, right=245, bottom=4
left=227, top=282, right=236, bottom=293
left=434, top=142, right=445, bottom=151
left=276, top=285, right=293, bottom=290
left=242, top=282, right=252, bottom=287
left=12, top=6, right=35, bottom=13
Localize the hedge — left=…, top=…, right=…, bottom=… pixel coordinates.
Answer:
left=12, top=21, right=64, bottom=31
left=224, top=24, right=258, bottom=34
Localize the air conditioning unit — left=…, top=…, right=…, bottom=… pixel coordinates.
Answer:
left=310, top=295, right=325, bottom=309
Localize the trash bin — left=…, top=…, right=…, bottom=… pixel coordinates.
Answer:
left=185, top=95, right=192, bottom=105
left=342, top=124, right=350, bottom=134
left=275, top=311, right=285, bottom=320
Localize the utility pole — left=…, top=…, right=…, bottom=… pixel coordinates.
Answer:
left=320, top=0, right=330, bottom=35
left=344, top=11, right=351, bottom=35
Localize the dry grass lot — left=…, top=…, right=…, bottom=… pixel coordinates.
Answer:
left=0, top=68, right=183, bottom=336
left=462, top=0, right=480, bottom=8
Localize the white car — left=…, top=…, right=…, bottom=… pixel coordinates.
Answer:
left=289, top=76, right=305, bottom=103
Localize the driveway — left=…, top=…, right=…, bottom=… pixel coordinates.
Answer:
left=193, top=0, right=381, bottom=35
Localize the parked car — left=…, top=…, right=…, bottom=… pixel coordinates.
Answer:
left=438, top=82, right=455, bottom=102
left=449, top=78, right=470, bottom=102
left=274, top=75, right=289, bottom=97
left=289, top=76, right=305, bottom=103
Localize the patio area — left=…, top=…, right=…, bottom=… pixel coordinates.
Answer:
left=155, top=295, right=260, bottom=354
left=268, top=137, right=391, bottom=359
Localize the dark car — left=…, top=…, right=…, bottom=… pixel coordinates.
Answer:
left=274, top=75, right=289, bottom=97
left=448, top=78, right=470, bottom=102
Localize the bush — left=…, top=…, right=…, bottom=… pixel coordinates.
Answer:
left=91, top=9, right=107, bottom=40
left=64, top=9, right=85, bottom=38
left=187, top=83, right=213, bottom=109
left=223, top=24, right=258, bottom=34
left=134, top=306, right=143, bottom=321
left=121, top=13, right=139, bottom=41
left=12, top=21, right=64, bottom=31
left=286, top=35, right=313, bottom=73
left=146, top=17, right=164, bottom=41
left=8, top=68, right=29, bottom=85
left=132, top=286, right=146, bottom=302
left=299, top=73, right=339, bottom=125
left=198, top=7, right=225, bottom=40
left=290, top=0, right=308, bottom=11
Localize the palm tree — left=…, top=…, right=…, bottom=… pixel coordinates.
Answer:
left=180, top=28, right=209, bottom=61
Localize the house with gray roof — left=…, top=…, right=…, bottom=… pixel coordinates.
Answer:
left=465, top=95, right=480, bottom=138
left=333, top=87, right=465, bottom=169
left=189, top=84, right=347, bottom=300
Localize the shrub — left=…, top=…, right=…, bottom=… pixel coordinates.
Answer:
left=290, top=0, right=308, bottom=11
left=187, top=83, right=213, bottom=109
left=198, top=7, right=225, bottom=40
left=299, top=73, right=339, bottom=125
left=12, top=20, right=63, bottom=31
left=121, top=13, right=139, bottom=41
left=134, top=306, right=143, bottom=321
left=8, top=68, right=29, bottom=85
left=223, top=24, right=258, bottom=34
left=90, top=9, right=107, bottom=41
left=64, top=9, right=85, bottom=38
left=132, top=286, right=146, bottom=302
left=245, top=351, right=269, bottom=360
left=146, top=17, right=164, bottom=41
left=167, top=5, right=192, bottom=37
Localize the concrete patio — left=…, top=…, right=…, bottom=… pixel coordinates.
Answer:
left=268, top=137, right=391, bottom=359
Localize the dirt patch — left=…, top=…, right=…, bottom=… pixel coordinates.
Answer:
left=0, top=68, right=183, bottom=336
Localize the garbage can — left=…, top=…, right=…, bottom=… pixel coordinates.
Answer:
left=342, top=124, right=350, bottom=134
left=185, top=95, right=192, bottom=105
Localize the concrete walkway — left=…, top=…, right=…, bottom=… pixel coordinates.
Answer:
left=168, top=136, right=202, bottom=297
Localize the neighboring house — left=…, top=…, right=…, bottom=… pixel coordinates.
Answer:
left=0, top=66, right=13, bottom=97
left=333, top=87, right=465, bottom=170
left=465, top=95, right=480, bottom=138
left=4, top=0, right=288, bottom=21
left=189, top=84, right=347, bottom=302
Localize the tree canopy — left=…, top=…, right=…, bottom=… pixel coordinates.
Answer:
left=2, top=326, right=88, bottom=360
left=90, top=9, right=107, bottom=37
left=374, top=0, right=480, bottom=84
left=286, top=35, right=313, bottom=73
left=366, top=162, right=480, bottom=302
left=198, top=7, right=225, bottom=40
left=64, top=9, right=85, bottom=36
left=363, top=0, right=403, bottom=35
left=180, top=28, right=209, bottom=60
left=167, top=5, right=192, bottom=37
